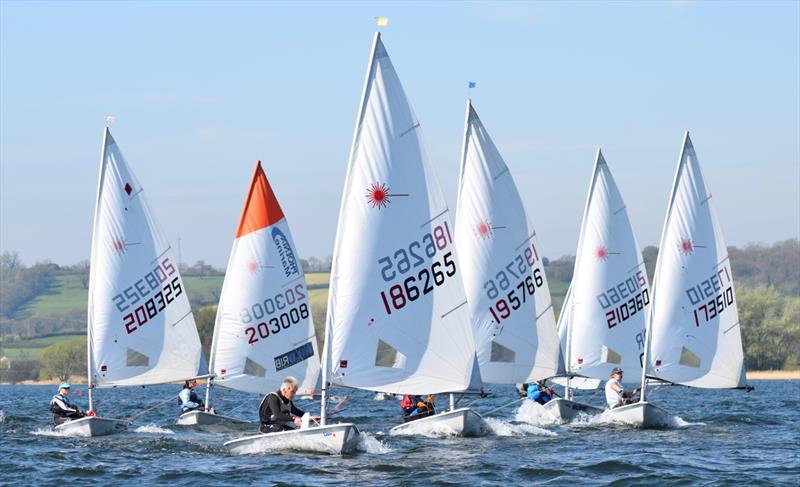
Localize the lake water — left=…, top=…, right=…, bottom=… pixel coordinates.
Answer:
left=1, top=380, right=798, bottom=485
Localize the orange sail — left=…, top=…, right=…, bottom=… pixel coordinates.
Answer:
left=235, top=161, right=285, bottom=238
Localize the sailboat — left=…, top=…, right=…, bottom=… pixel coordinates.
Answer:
left=221, top=162, right=358, bottom=454
left=453, top=100, right=561, bottom=414
left=56, top=128, right=203, bottom=437
left=178, top=161, right=320, bottom=428
left=548, top=149, right=650, bottom=421
left=610, top=132, right=751, bottom=427
left=326, top=32, right=486, bottom=437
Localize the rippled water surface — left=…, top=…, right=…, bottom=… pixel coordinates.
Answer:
left=1, top=381, right=798, bottom=485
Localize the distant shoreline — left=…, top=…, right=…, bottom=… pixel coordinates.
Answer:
left=745, top=370, right=800, bottom=380
left=4, top=370, right=799, bottom=386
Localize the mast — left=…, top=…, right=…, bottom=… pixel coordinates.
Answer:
left=203, top=294, right=221, bottom=411
left=321, top=31, right=382, bottom=425
left=639, top=131, right=690, bottom=402
left=87, top=127, right=111, bottom=412
left=562, top=286, right=573, bottom=401
left=564, top=149, right=604, bottom=401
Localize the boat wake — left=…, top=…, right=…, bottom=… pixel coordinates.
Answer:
left=356, top=432, right=392, bottom=453
left=388, top=420, right=462, bottom=438
left=134, top=424, right=175, bottom=434
left=514, top=401, right=562, bottom=426
left=567, top=410, right=702, bottom=429
left=483, top=417, right=557, bottom=437
left=30, top=427, right=73, bottom=437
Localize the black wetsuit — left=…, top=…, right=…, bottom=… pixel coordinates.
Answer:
left=50, top=393, right=84, bottom=425
left=258, top=391, right=305, bottom=433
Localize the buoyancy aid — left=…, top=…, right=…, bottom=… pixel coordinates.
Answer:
left=260, top=392, right=293, bottom=426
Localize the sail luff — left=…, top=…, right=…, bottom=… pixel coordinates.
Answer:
left=641, top=131, right=692, bottom=399
left=565, top=149, right=604, bottom=384
left=205, top=161, right=265, bottom=407
left=87, top=127, right=111, bottom=412
left=322, top=32, right=382, bottom=422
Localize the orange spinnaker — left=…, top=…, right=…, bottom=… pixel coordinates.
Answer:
left=235, top=161, right=285, bottom=238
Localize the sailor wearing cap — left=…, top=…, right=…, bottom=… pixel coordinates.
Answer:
left=49, top=382, right=85, bottom=425
left=604, top=368, right=641, bottom=408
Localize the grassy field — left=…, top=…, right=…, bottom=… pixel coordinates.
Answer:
left=1, top=332, right=85, bottom=357
left=13, top=274, right=88, bottom=320
left=3, top=270, right=572, bottom=356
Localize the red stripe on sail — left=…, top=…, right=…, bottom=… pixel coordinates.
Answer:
left=235, top=161, right=285, bottom=238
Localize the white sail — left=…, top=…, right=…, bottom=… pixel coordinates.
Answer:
left=564, top=150, right=650, bottom=382
left=326, top=33, right=477, bottom=395
left=454, top=101, right=559, bottom=384
left=647, top=133, right=746, bottom=388
left=88, top=129, right=201, bottom=387
left=208, top=162, right=320, bottom=395
left=553, top=287, right=602, bottom=390
left=555, top=285, right=572, bottom=378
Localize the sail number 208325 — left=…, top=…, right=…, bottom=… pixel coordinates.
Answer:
left=377, top=223, right=456, bottom=315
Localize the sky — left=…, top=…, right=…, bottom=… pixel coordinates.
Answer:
left=1, top=1, right=798, bottom=268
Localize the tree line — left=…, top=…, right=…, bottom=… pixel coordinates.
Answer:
left=1, top=240, right=797, bottom=382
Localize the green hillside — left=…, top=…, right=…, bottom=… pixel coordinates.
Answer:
left=2, top=239, right=797, bottom=379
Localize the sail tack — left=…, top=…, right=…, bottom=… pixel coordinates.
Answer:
left=88, top=129, right=201, bottom=387
left=454, top=102, right=559, bottom=384
left=326, top=33, right=478, bottom=395
left=209, top=162, right=320, bottom=395
left=648, top=133, right=746, bottom=388
left=562, top=150, right=650, bottom=382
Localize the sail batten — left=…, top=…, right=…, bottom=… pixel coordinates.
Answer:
left=455, top=101, right=559, bottom=384
left=326, top=34, right=478, bottom=395
left=88, top=130, right=201, bottom=387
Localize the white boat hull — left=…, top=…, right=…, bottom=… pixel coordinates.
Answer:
left=542, top=398, right=603, bottom=421
left=607, top=401, right=673, bottom=428
left=224, top=423, right=360, bottom=455
left=54, top=416, right=129, bottom=437
left=176, top=410, right=250, bottom=427
left=389, top=408, right=488, bottom=437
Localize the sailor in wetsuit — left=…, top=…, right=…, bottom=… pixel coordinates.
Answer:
left=527, top=381, right=553, bottom=405
left=50, top=382, right=85, bottom=425
left=179, top=380, right=205, bottom=414
left=400, top=394, right=436, bottom=422
left=259, top=376, right=317, bottom=433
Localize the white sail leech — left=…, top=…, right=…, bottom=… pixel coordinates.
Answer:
left=326, top=33, right=478, bottom=395
left=88, top=129, right=201, bottom=388
left=454, top=101, right=559, bottom=384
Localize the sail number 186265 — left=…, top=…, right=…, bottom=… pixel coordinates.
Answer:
left=377, top=223, right=456, bottom=315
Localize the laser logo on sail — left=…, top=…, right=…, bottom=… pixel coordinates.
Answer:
left=271, top=227, right=299, bottom=277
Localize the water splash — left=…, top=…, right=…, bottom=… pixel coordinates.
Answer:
left=356, top=432, right=392, bottom=453
left=388, top=419, right=461, bottom=437
left=31, top=427, right=73, bottom=437
left=483, top=417, right=557, bottom=437
left=134, top=424, right=175, bottom=434
left=514, top=400, right=562, bottom=426
left=0, top=409, right=5, bottom=423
